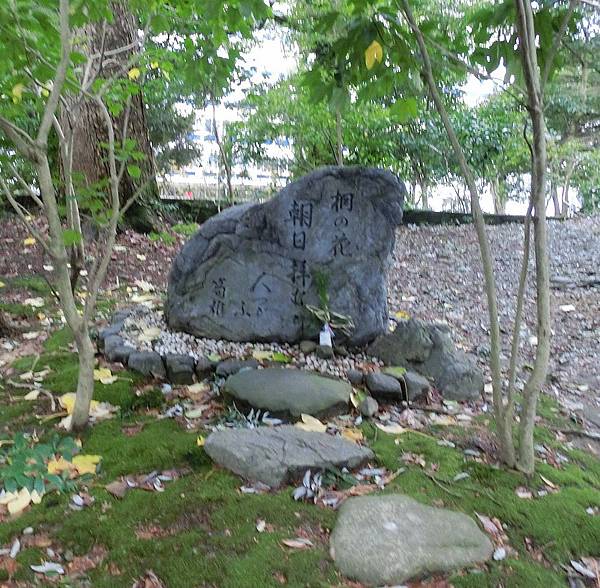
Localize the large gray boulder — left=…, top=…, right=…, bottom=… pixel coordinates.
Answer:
left=166, top=167, right=405, bottom=345
left=204, top=426, right=374, bottom=488
left=368, top=320, right=484, bottom=401
left=330, top=495, right=493, bottom=586
left=223, top=367, right=351, bottom=418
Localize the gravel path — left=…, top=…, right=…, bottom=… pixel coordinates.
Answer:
left=389, top=215, right=600, bottom=427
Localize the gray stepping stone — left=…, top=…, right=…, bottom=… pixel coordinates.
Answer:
left=223, top=367, right=351, bottom=418
left=204, top=425, right=374, bottom=488
left=128, top=351, right=166, bottom=379
left=330, top=494, right=493, bottom=586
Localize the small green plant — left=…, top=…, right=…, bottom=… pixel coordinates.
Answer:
left=305, top=270, right=355, bottom=337
left=172, top=222, right=199, bottom=237
left=148, top=231, right=176, bottom=245
left=0, top=433, right=80, bottom=495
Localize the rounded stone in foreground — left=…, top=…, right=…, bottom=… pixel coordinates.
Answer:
left=204, top=425, right=374, bottom=488
left=330, top=495, right=493, bottom=586
left=223, top=367, right=351, bottom=418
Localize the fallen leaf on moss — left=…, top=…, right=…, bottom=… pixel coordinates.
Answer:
left=375, top=422, right=407, bottom=435
left=281, top=538, right=313, bottom=549
left=47, top=456, right=76, bottom=475
left=7, top=488, right=33, bottom=515
left=23, top=237, right=36, bottom=246
left=295, top=414, right=326, bottom=433
left=72, top=454, right=101, bottom=475
left=93, top=368, right=117, bottom=385
left=341, top=428, right=363, bottom=443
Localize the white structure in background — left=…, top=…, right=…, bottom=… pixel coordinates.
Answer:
left=162, top=103, right=293, bottom=202
left=162, top=27, right=296, bottom=202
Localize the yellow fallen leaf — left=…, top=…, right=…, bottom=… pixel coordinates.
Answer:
left=24, top=389, right=40, bottom=400
left=72, top=454, right=101, bottom=475
left=23, top=236, right=36, bottom=246
left=30, top=489, right=43, bottom=504
left=342, top=428, right=364, bottom=443
left=188, top=383, right=209, bottom=394
left=12, top=83, right=25, bottom=104
left=365, top=40, right=383, bottom=70
left=47, top=456, right=75, bottom=475
left=7, top=488, right=32, bottom=515
left=58, top=393, right=76, bottom=415
left=196, top=436, right=205, bottom=446
left=94, top=367, right=117, bottom=385
left=0, top=491, right=18, bottom=505
left=150, top=61, right=159, bottom=69
left=295, top=414, right=327, bottom=433
left=0, top=280, right=5, bottom=288
left=394, top=310, right=410, bottom=320
left=252, top=350, right=273, bottom=361
left=375, top=422, right=407, bottom=435
left=128, top=67, right=141, bottom=80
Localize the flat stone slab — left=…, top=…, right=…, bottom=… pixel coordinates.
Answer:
left=204, top=426, right=374, bottom=488
left=223, top=368, right=351, bottom=418
left=330, top=495, right=493, bottom=586
left=166, top=166, right=405, bottom=345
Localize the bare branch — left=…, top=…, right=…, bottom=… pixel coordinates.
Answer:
left=0, top=176, right=52, bottom=255
left=0, top=116, right=39, bottom=162
left=541, top=0, right=579, bottom=92
left=7, top=162, right=44, bottom=209
left=37, top=0, right=72, bottom=145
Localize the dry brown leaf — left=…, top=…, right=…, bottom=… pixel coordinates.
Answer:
left=281, top=538, right=314, bottom=549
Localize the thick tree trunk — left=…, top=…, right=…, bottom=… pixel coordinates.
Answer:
left=71, top=328, right=96, bottom=430
left=63, top=2, right=158, bottom=232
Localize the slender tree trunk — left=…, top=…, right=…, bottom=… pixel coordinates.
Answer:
left=491, top=178, right=506, bottom=214
left=514, top=0, right=552, bottom=475
left=335, top=106, right=344, bottom=166
left=550, top=180, right=561, bottom=217
left=561, top=158, right=576, bottom=217
left=71, top=328, right=96, bottom=429
left=212, top=102, right=234, bottom=204
left=63, top=1, right=158, bottom=232
left=400, top=0, right=515, bottom=467
left=421, top=180, right=429, bottom=209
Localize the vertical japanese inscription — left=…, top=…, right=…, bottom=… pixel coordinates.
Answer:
left=289, top=200, right=313, bottom=251
left=210, top=277, right=226, bottom=316
left=330, top=190, right=354, bottom=257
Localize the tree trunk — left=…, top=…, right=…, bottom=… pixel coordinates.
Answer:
left=71, top=328, right=96, bottom=430
left=550, top=180, right=561, bottom=217
left=491, top=178, right=506, bottom=214
left=421, top=181, right=429, bottom=209
left=561, top=158, right=576, bottom=217
left=335, top=106, right=344, bottom=166
left=63, top=2, right=158, bottom=232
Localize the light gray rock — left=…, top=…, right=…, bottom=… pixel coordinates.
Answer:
left=330, top=495, right=493, bottom=586
left=164, top=354, right=195, bottom=385
left=166, top=167, right=405, bottom=345
left=223, top=367, right=351, bottom=418
left=365, top=372, right=403, bottom=401
left=216, top=358, right=259, bottom=377
left=204, top=425, right=374, bottom=488
left=403, top=370, right=431, bottom=401
left=368, top=320, right=483, bottom=401
left=128, top=351, right=166, bottom=379
left=299, top=340, right=317, bottom=354
left=359, top=396, right=379, bottom=418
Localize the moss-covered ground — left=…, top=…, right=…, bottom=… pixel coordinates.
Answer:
left=0, top=275, right=599, bottom=587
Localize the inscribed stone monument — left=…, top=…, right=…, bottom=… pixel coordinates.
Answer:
left=166, top=166, right=405, bottom=345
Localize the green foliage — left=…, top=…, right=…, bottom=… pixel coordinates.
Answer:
left=0, top=433, right=79, bottom=495
left=148, top=231, right=176, bottom=245
left=171, top=222, right=199, bottom=236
